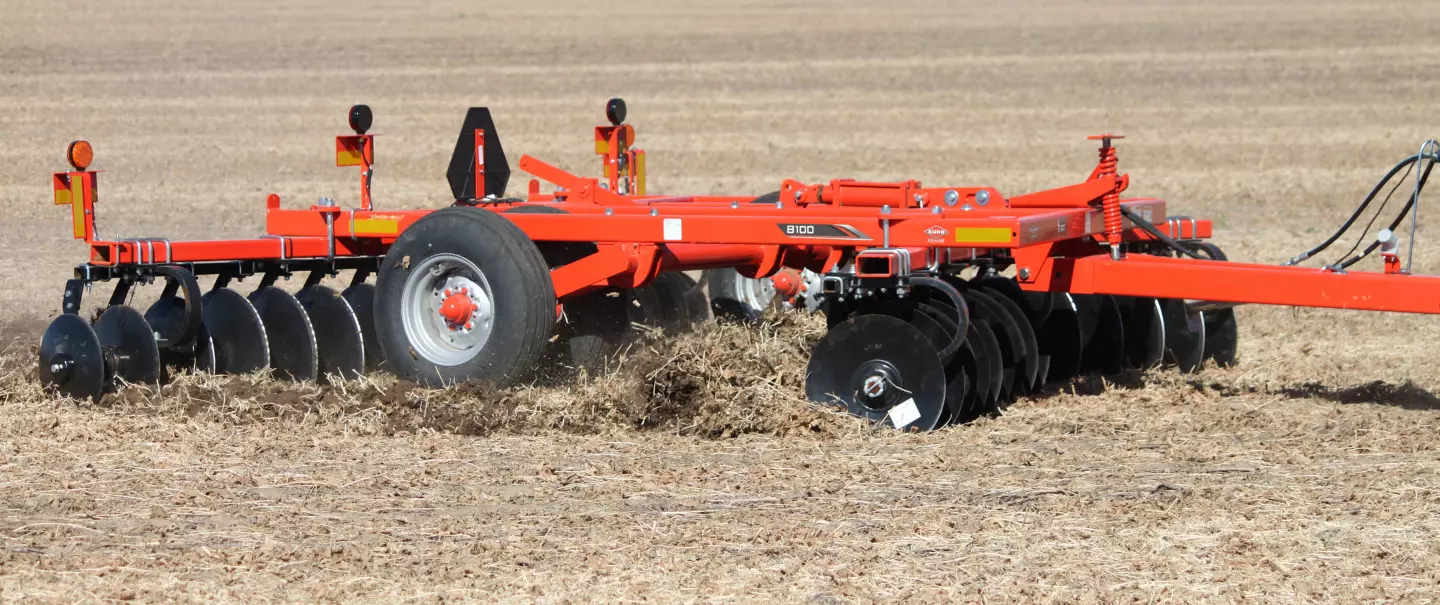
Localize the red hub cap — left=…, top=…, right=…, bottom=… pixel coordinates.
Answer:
left=439, top=287, right=479, bottom=330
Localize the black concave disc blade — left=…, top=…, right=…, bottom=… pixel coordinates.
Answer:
left=1159, top=298, right=1206, bottom=373
left=914, top=303, right=967, bottom=422
left=1020, top=291, right=1056, bottom=326
left=1116, top=296, right=1165, bottom=370
left=38, top=314, right=106, bottom=401
left=908, top=307, right=953, bottom=360
left=202, top=288, right=269, bottom=374
left=1035, top=355, right=1053, bottom=387
left=963, top=289, right=1020, bottom=402
left=297, top=285, right=365, bottom=382
left=249, top=287, right=318, bottom=382
left=1203, top=307, right=1239, bottom=368
left=955, top=340, right=982, bottom=420
left=1075, top=294, right=1126, bottom=375
left=94, top=305, right=161, bottom=387
left=144, top=296, right=188, bottom=351
left=805, top=314, right=947, bottom=431
left=193, top=326, right=217, bottom=373
left=342, top=283, right=384, bottom=372
left=966, top=319, right=1004, bottom=412
left=1037, top=294, right=1083, bottom=384
left=976, top=278, right=1053, bottom=387
left=942, top=368, right=969, bottom=427
left=148, top=296, right=199, bottom=375
left=973, top=274, right=1038, bottom=325
left=977, top=285, right=1040, bottom=395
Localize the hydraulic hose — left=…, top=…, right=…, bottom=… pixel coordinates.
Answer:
left=1119, top=205, right=1203, bottom=259
left=1285, top=151, right=1440, bottom=266
left=1337, top=155, right=1438, bottom=270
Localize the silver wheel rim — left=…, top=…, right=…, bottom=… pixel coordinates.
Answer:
left=730, top=274, right=776, bottom=314
left=401, top=253, right=496, bottom=366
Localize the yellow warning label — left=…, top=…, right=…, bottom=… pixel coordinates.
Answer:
left=954, top=227, right=1013, bottom=244
left=353, top=218, right=398, bottom=235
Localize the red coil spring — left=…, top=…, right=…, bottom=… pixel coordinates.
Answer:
left=1097, top=145, right=1122, bottom=243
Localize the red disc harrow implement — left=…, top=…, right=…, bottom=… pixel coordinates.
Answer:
left=37, top=100, right=1440, bottom=430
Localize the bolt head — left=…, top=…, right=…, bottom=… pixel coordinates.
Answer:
left=1019, top=268, right=1032, bottom=280
left=944, top=189, right=959, bottom=206
left=975, top=190, right=991, bottom=206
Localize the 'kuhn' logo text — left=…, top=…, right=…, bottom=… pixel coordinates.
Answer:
left=924, top=225, right=949, bottom=240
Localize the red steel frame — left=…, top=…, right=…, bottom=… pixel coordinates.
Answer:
left=49, top=109, right=1440, bottom=316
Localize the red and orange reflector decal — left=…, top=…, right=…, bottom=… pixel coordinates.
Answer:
left=336, top=135, right=372, bottom=167
left=67, top=140, right=93, bottom=171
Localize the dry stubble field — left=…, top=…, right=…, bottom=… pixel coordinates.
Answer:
left=4, top=0, right=1440, bottom=602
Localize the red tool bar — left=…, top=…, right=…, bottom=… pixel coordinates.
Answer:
left=1049, top=254, right=1440, bottom=314
left=87, top=237, right=382, bottom=266
left=261, top=200, right=1172, bottom=250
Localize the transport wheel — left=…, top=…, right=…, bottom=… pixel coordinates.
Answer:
left=375, top=207, right=555, bottom=387
left=706, top=267, right=775, bottom=323
left=628, top=285, right=666, bottom=328
left=555, top=288, right=631, bottom=374
left=675, top=272, right=712, bottom=323
left=650, top=272, right=694, bottom=331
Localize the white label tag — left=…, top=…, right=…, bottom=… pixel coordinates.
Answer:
left=476, top=145, right=484, bottom=166
left=663, top=218, right=682, bottom=241
left=889, top=398, right=921, bottom=429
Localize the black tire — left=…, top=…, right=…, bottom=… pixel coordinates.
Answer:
left=628, top=284, right=665, bottom=328
left=650, top=272, right=695, bottom=331
left=674, top=272, right=712, bottom=323
left=374, top=207, right=555, bottom=387
left=554, top=288, right=631, bottom=375
left=705, top=268, right=771, bottom=323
